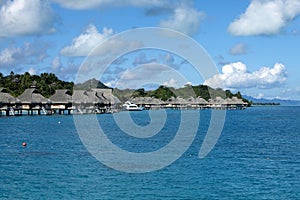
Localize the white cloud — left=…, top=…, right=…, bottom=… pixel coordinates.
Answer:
left=104, top=79, right=118, bottom=88
left=60, top=24, right=142, bottom=57
left=205, top=62, right=287, bottom=89
left=0, top=0, right=56, bottom=37
left=229, top=43, right=248, bottom=55
left=163, top=78, right=177, bottom=88
left=52, top=0, right=166, bottom=10
left=0, top=42, right=48, bottom=68
left=159, top=4, right=205, bottom=36
left=228, top=0, right=300, bottom=36
left=60, top=24, right=113, bottom=57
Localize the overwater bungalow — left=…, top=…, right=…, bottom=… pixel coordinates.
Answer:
left=0, top=88, right=17, bottom=116
left=131, top=96, right=164, bottom=110
left=165, top=96, right=189, bottom=109
left=131, top=96, right=210, bottom=110
left=49, top=89, right=72, bottom=114
left=71, top=89, right=120, bottom=114
left=72, top=90, right=96, bottom=114
left=186, top=96, right=209, bottom=109
left=209, top=96, right=247, bottom=110
left=224, top=97, right=248, bottom=109
left=92, top=88, right=121, bottom=107
left=131, top=97, right=147, bottom=108
left=1, top=86, right=247, bottom=116
left=16, top=88, right=50, bottom=115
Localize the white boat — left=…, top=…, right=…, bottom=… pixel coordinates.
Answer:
left=122, top=101, right=144, bottom=111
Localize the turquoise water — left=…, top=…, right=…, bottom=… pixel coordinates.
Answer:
left=1, top=107, right=299, bottom=199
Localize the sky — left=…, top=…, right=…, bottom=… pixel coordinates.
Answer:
left=0, top=0, right=300, bottom=100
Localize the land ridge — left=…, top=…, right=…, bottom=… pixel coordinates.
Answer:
left=0, top=71, right=250, bottom=105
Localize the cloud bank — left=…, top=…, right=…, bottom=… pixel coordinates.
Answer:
left=205, top=62, right=287, bottom=89
left=0, top=0, right=56, bottom=37
left=228, top=0, right=300, bottom=36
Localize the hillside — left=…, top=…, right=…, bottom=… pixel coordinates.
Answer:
left=115, top=84, right=250, bottom=105
left=74, top=78, right=109, bottom=90
left=0, top=72, right=74, bottom=98
left=0, top=72, right=250, bottom=105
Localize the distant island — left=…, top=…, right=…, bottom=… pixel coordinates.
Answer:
left=0, top=71, right=251, bottom=106
left=243, top=95, right=300, bottom=106
left=0, top=72, right=252, bottom=106
left=252, top=102, right=280, bottom=106
left=0, top=71, right=254, bottom=116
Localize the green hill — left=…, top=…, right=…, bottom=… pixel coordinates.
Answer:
left=0, top=71, right=74, bottom=98
left=74, top=78, right=110, bottom=90
left=0, top=71, right=250, bottom=106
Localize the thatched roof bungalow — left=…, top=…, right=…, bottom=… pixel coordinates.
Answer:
left=131, top=96, right=164, bottom=109
left=209, top=96, right=247, bottom=109
left=195, top=97, right=209, bottom=105
left=49, top=89, right=72, bottom=109
left=186, top=96, right=209, bottom=108
left=92, top=88, right=121, bottom=105
left=231, top=97, right=247, bottom=106
left=17, top=88, right=49, bottom=105
left=49, top=89, right=72, bottom=104
left=72, top=89, right=121, bottom=113
left=0, top=88, right=16, bottom=108
left=72, top=90, right=94, bottom=105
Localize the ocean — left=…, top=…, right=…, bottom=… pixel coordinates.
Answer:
left=1, top=106, right=299, bottom=199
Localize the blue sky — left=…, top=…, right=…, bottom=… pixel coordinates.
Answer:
left=0, top=0, right=300, bottom=100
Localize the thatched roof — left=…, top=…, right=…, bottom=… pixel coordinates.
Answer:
left=210, top=97, right=247, bottom=105
left=0, top=88, right=16, bottom=104
left=131, top=97, right=164, bottom=105
left=185, top=96, right=208, bottom=105
left=209, top=97, right=225, bottom=105
left=72, top=90, right=94, bottom=104
left=231, top=97, right=247, bottom=105
left=174, top=97, right=189, bottom=104
left=72, top=89, right=121, bottom=105
left=92, top=88, right=121, bottom=104
left=221, top=97, right=247, bottom=105
left=195, top=97, right=208, bottom=104
left=224, top=97, right=235, bottom=105
left=17, top=88, right=48, bottom=104
left=49, top=89, right=72, bottom=104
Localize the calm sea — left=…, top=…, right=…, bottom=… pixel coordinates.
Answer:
left=0, top=107, right=299, bottom=199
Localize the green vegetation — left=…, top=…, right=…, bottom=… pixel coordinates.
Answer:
left=119, top=84, right=251, bottom=106
left=0, top=71, right=251, bottom=106
left=0, top=72, right=74, bottom=98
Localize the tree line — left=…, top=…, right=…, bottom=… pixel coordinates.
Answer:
left=0, top=71, right=74, bottom=98
left=0, top=71, right=251, bottom=106
left=115, top=85, right=251, bottom=106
